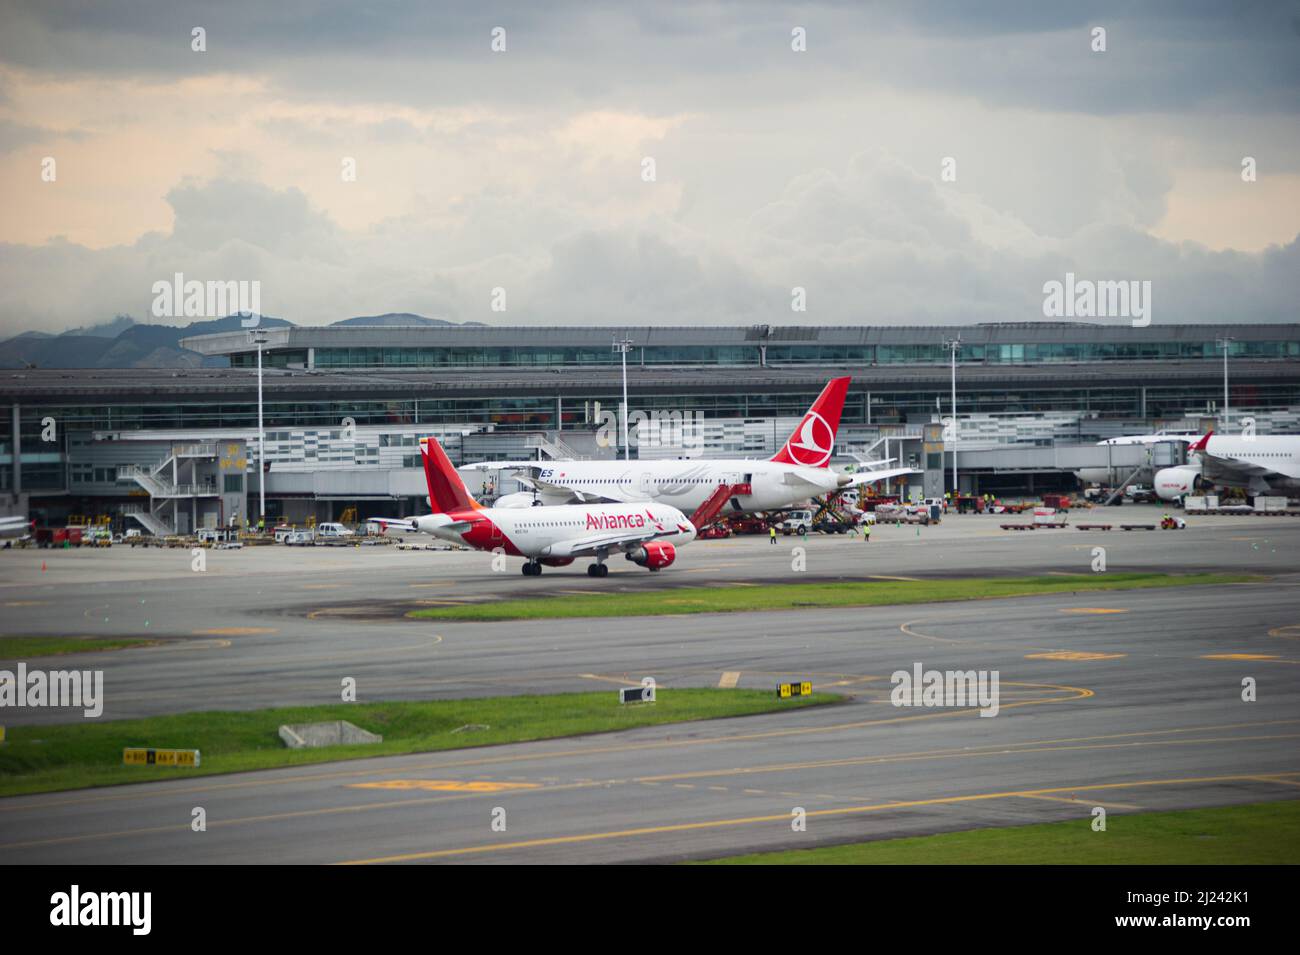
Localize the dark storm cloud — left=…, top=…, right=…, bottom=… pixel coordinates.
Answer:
left=2, top=1, right=1297, bottom=115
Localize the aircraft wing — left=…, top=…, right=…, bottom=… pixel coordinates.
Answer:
left=1203, top=439, right=1300, bottom=480
left=541, top=523, right=691, bottom=559
left=841, top=467, right=920, bottom=487
left=511, top=472, right=655, bottom=506
left=1205, top=455, right=1300, bottom=483
left=530, top=478, right=621, bottom=504
left=462, top=461, right=557, bottom=472
left=463, top=461, right=628, bottom=503
left=782, top=466, right=835, bottom=486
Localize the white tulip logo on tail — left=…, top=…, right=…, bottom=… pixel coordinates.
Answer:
left=784, top=412, right=834, bottom=467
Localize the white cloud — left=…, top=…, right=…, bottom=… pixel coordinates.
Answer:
left=2, top=151, right=1295, bottom=336
left=1, top=2, right=1298, bottom=335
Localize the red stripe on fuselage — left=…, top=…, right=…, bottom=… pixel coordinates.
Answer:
left=449, top=509, right=524, bottom=557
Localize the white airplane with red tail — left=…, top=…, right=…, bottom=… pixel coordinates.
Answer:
left=1155, top=431, right=1300, bottom=501
left=375, top=436, right=696, bottom=576
left=465, top=377, right=916, bottom=519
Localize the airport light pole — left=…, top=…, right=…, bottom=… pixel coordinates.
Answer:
left=1216, top=336, right=1235, bottom=428
left=943, top=337, right=962, bottom=495
left=249, top=328, right=269, bottom=525
left=613, top=338, right=634, bottom=460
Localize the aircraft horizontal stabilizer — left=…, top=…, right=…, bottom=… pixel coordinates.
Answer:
left=367, top=517, right=416, bottom=531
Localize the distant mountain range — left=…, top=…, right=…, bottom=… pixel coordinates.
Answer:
left=0, top=313, right=479, bottom=369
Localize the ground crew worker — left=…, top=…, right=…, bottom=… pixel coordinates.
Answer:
left=769, top=525, right=777, bottom=544
left=862, top=522, right=871, bottom=543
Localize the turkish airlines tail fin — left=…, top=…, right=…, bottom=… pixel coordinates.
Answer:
left=769, top=376, right=850, bottom=468
left=420, top=437, right=480, bottom=513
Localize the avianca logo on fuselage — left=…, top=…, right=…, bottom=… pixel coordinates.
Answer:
left=587, top=512, right=648, bottom=531
left=783, top=411, right=834, bottom=467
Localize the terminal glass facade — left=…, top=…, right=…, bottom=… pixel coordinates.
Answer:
left=228, top=338, right=1300, bottom=370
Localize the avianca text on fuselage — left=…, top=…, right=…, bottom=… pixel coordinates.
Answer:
left=586, top=512, right=654, bottom=531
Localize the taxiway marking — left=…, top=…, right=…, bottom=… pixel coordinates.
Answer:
left=350, top=780, right=540, bottom=793
left=336, top=771, right=1300, bottom=864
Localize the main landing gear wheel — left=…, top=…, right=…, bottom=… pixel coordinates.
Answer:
left=587, top=563, right=609, bottom=578
left=522, top=561, right=542, bottom=576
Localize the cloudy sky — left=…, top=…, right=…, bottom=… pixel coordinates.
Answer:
left=1, top=0, right=1298, bottom=335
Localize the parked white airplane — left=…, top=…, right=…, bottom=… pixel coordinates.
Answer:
left=0, top=515, right=33, bottom=544
left=373, top=437, right=696, bottom=577
left=1155, top=432, right=1300, bottom=500
left=465, top=377, right=916, bottom=522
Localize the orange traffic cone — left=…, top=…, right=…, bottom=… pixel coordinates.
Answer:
left=41, top=560, right=46, bottom=571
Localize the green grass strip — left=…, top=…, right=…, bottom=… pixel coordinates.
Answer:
left=696, top=800, right=1300, bottom=864
left=408, top=573, right=1258, bottom=622
left=1, top=636, right=158, bottom=658
left=0, top=689, right=832, bottom=797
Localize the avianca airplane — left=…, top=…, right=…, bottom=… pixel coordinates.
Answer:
left=465, top=377, right=916, bottom=517
left=1155, top=432, right=1300, bottom=501
left=376, top=436, right=696, bottom=576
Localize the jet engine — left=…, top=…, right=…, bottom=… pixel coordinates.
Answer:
left=625, top=541, right=677, bottom=570
left=492, top=492, right=539, bottom=508
left=1154, top=465, right=1200, bottom=501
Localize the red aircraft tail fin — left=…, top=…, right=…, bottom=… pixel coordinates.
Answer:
left=769, top=376, right=850, bottom=468
left=420, top=437, right=479, bottom=513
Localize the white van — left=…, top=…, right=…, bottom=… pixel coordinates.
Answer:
left=316, top=522, right=354, bottom=538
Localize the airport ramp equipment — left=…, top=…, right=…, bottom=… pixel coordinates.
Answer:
left=1103, top=466, right=1145, bottom=506
left=689, top=482, right=749, bottom=530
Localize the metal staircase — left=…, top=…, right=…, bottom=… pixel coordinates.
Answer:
left=116, top=466, right=216, bottom=498
left=525, top=433, right=583, bottom=461
left=116, top=443, right=221, bottom=535
left=121, top=506, right=172, bottom=537
left=842, top=430, right=921, bottom=466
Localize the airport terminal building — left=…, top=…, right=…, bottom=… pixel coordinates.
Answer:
left=3, top=322, right=1298, bottom=530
